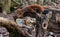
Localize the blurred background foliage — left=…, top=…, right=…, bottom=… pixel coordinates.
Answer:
left=0, top=0, right=58, bottom=14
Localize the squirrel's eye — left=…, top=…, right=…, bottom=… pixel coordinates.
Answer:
left=43, top=10, right=50, bottom=14
left=35, top=9, right=41, bottom=13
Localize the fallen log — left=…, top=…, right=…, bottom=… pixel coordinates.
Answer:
left=0, top=17, right=26, bottom=35
left=0, top=17, right=21, bottom=28
left=0, top=17, right=33, bottom=36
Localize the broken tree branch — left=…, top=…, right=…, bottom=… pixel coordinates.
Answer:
left=44, top=6, right=60, bottom=11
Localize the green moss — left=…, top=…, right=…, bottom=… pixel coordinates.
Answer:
left=10, top=27, right=20, bottom=37
left=0, top=24, right=20, bottom=37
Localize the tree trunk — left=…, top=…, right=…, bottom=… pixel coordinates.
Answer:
left=37, top=0, right=40, bottom=4
left=37, top=0, right=44, bottom=5
left=2, top=0, right=11, bottom=14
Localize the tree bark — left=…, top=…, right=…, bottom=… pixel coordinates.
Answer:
left=0, top=17, right=33, bottom=36
left=2, top=0, right=11, bottom=14
left=0, top=17, right=23, bottom=34
left=43, top=6, right=60, bottom=11
left=37, top=0, right=44, bottom=5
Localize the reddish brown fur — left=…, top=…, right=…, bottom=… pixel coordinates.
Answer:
left=29, top=4, right=44, bottom=12
left=17, top=9, right=23, bottom=18
left=17, top=4, right=44, bottom=18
